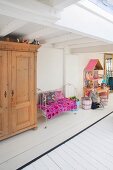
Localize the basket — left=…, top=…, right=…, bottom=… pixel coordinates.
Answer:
left=81, top=97, right=92, bottom=110
left=100, top=95, right=108, bottom=106
left=99, top=92, right=108, bottom=106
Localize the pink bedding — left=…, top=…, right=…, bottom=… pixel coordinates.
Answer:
left=38, top=98, right=77, bottom=119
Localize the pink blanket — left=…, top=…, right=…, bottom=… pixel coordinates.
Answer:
left=38, top=98, right=77, bottom=119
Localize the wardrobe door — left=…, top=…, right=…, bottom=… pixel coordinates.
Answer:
left=0, top=51, right=8, bottom=138
left=11, top=51, right=37, bottom=132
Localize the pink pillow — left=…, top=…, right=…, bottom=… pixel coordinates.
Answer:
left=55, top=90, right=64, bottom=100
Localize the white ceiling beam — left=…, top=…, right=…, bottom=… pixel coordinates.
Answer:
left=24, top=27, right=60, bottom=40
left=46, top=33, right=83, bottom=44
left=53, top=37, right=98, bottom=48
left=0, top=0, right=59, bottom=27
left=71, top=44, right=113, bottom=53
left=55, top=41, right=108, bottom=49
left=0, top=19, right=27, bottom=37
left=0, top=0, right=56, bottom=16
left=69, top=41, right=108, bottom=48
left=53, top=0, right=80, bottom=10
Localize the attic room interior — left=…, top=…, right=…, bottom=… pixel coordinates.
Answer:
left=0, top=0, right=113, bottom=169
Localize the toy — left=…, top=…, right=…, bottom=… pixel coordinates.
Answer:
left=83, top=59, right=103, bottom=96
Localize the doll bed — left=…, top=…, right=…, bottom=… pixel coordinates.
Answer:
left=37, top=84, right=77, bottom=127
left=39, top=97, right=77, bottom=119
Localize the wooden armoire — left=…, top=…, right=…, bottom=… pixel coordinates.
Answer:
left=0, top=41, right=41, bottom=140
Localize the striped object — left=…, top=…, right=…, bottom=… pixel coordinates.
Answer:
left=100, top=96, right=108, bottom=106
left=81, top=97, right=92, bottom=110
left=99, top=92, right=108, bottom=106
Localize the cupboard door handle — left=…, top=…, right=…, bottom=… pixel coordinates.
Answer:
left=4, top=91, right=7, bottom=98
left=11, top=90, right=14, bottom=97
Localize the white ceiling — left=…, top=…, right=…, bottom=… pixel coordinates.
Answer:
left=36, top=0, right=53, bottom=6
left=0, top=0, right=112, bottom=52
left=0, top=15, right=14, bottom=29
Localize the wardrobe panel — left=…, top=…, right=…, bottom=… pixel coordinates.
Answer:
left=0, top=51, right=8, bottom=137
left=16, top=56, right=29, bottom=103
left=0, top=56, right=2, bottom=108
left=0, top=112, right=2, bottom=134
left=11, top=51, right=36, bottom=132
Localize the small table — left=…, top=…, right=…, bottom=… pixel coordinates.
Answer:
left=96, top=87, right=109, bottom=97
left=83, top=86, right=109, bottom=97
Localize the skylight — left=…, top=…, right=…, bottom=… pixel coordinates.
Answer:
left=89, top=0, right=113, bottom=13
left=78, top=0, right=113, bottom=22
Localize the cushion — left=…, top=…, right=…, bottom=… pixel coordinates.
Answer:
left=55, top=90, right=64, bottom=100
left=38, top=91, right=55, bottom=104
left=46, top=91, right=55, bottom=104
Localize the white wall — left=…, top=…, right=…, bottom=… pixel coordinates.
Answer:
left=37, top=47, right=63, bottom=91
left=64, top=52, right=104, bottom=98
left=37, top=47, right=104, bottom=98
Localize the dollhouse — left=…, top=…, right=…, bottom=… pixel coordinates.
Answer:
left=83, top=59, right=109, bottom=96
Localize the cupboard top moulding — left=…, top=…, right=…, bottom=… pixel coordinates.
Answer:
left=0, top=41, right=41, bottom=52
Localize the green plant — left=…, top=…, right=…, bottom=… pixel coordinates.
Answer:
left=70, top=96, right=79, bottom=101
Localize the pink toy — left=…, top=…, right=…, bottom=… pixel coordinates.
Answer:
left=38, top=90, right=77, bottom=119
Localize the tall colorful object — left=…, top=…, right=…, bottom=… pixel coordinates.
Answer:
left=83, top=59, right=103, bottom=97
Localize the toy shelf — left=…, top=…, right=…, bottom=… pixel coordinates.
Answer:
left=83, top=59, right=104, bottom=96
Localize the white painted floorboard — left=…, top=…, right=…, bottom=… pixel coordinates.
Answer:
left=0, top=94, right=113, bottom=170
left=23, top=110, right=113, bottom=170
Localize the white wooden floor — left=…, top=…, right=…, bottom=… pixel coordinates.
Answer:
left=0, top=94, right=113, bottom=170
left=23, top=112, right=113, bottom=170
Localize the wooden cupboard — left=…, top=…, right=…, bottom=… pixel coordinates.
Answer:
left=0, top=41, right=41, bottom=140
